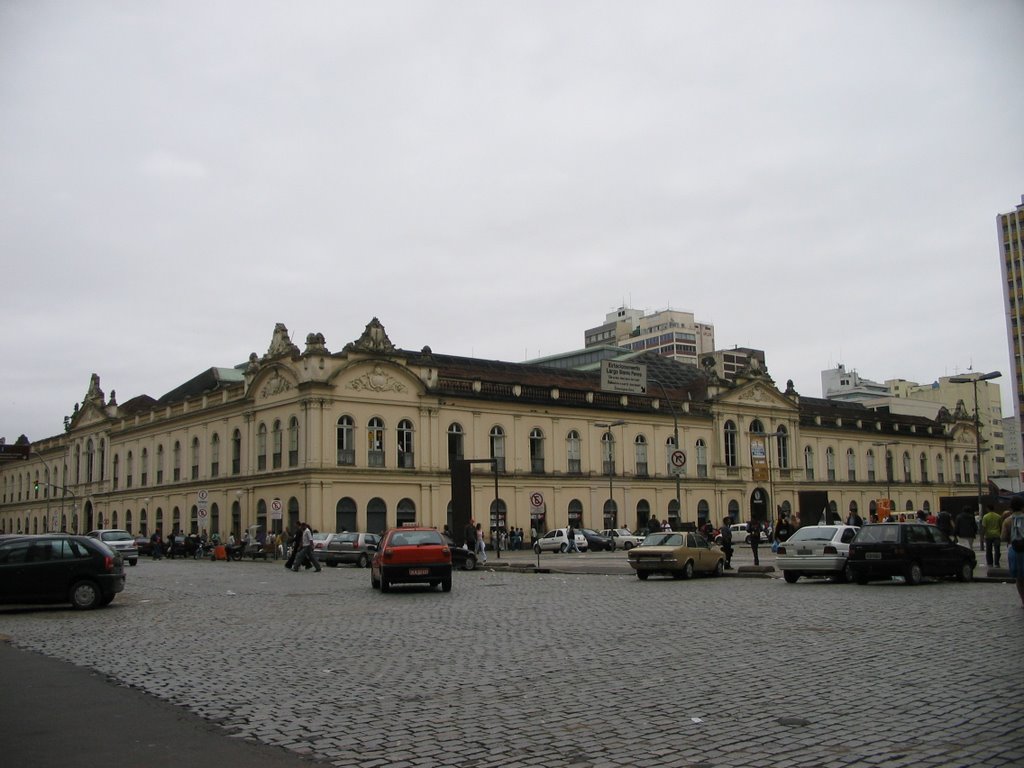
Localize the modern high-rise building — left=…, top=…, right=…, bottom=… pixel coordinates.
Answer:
left=584, top=306, right=715, bottom=366
left=999, top=194, right=1024, bottom=481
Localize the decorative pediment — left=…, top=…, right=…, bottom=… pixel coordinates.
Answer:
left=348, top=364, right=407, bottom=394
left=259, top=370, right=295, bottom=399
left=344, top=318, right=396, bottom=354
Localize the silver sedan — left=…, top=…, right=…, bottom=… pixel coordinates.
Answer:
left=775, top=524, right=860, bottom=583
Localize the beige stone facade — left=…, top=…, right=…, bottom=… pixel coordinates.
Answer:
left=1, top=319, right=981, bottom=540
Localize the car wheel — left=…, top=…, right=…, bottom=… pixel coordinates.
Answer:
left=70, top=580, right=101, bottom=610
left=683, top=560, right=695, bottom=580
left=840, top=562, right=853, bottom=583
left=906, top=562, right=923, bottom=586
left=441, top=576, right=452, bottom=592
left=533, top=543, right=542, bottom=554
left=357, top=553, right=370, bottom=569
left=637, top=571, right=649, bottom=580
left=956, top=560, right=973, bottom=582
left=380, top=574, right=391, bottom=593
left=783, top=571, right=800, bottom=584
left=559, top=543, right=567, bottom=553
left=462, top=555, right=477, bottom=571
left=129, top=559, right=138, bottom=567
left=624, top=541, right=634, bottom=550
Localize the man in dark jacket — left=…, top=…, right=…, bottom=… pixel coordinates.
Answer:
left=720, top=517, right=733, bottom=570
left=955, top=506, right=978, bottom=551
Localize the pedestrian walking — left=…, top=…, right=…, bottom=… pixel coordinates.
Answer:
left=566, top=523, right=581, bottom=553
left=465, top=519, right=477, bottom=551
left=475, top=522, right=487, bottom=563
left=955, top=506, right=978, bottom=551
left=284, top=525, right=307, bottom=570
left=747, top=518, right=761, bottom=566
left=982, top=504, right=1003, bottom=568
left=720, top=517, right=734, bottom=570
left=1003, top=497, right=1024, bottom=608
left=291, top=522, right=321, bottom=572
left=150, top=529, right=163, bottom=560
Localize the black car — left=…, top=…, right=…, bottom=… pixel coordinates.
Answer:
left=847, top=522, right=976, bottom=585
left=0, top=533, right=126, bottom=609
left=580, top=528, right=615, bottom=552
left=443, top=535, right=478, bottom=570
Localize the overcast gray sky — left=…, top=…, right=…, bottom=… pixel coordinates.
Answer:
left=2, top=0, right=1023, bottom=443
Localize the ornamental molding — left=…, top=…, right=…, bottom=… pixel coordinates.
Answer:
left=261, top=371, right=293, bottom=398
left=348, top=365, right=407, bottom=394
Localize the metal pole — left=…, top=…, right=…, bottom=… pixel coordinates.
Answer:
left=649, top=379, right=681, bottom=522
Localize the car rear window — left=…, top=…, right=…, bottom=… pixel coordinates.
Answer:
left=854, top=525, right=900, bottom=543
left=643, top=533, right=684, bottom=546
left=391, top=530, right=444, bottom=546
left=788, top=526, right=838, bottom=542
left=102, top=531, right=133, bottom=542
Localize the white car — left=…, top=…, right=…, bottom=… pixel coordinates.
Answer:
left=714, top=523, right=770, bottom=545
left=86, top=529, right=139, bottom=566
left=600, top=528, right=644, bottom=550
left=533, top=528, right=588, bottom=553
left=775, top=524, right=860, bottom=583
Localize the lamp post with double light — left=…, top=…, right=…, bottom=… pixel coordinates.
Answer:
left=949, top=370, right=1001, bottom=518
left=595, top=420, right=626, bottom=529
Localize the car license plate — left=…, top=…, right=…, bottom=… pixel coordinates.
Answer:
left=409, top=568, right=429, bottom=576
left=797, top=549, right=811, bottom=555
left=866, top=552, right=882, bottom=560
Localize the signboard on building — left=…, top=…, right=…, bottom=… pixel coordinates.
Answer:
left=750, top=436, right=768, bottom=482
left=600, top=360, right=647, bottom=394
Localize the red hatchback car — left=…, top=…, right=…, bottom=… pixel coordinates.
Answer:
left=370, top=526, right=453, bottom=593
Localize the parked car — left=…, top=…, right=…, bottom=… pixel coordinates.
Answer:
left=600, top=528, right=644, bottom=550
left=775, top=524, right=859, bottom=583
left=443, top=535, right=478, bottom=571
left=86, top=529, right=140, bottom=566
left=847, top=522, right=976, bottom=586
left=533, top=528, right=588, bottom=554
left=0, top=533, right=126, bottom=609
left=316, top=532, right=381, bottom=568
left=370, top=526, right=453, bottom=592
left=580, top=528, right=614, bottom=552
left=627, top=531, right=725, bottom=580
left=714, top=523, right=770, bottom=545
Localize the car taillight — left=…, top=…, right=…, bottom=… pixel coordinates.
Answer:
left=776, top=546, right=787, bottom=555
left=823, top=546, right=838, bottom=555
left=103, top=555, right=115, bottom=572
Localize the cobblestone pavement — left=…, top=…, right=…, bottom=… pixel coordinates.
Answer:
left=2, top=555, right=1022, bottom=768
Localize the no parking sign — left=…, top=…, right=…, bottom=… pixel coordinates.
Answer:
left=271, top=498, right=283, bottom=520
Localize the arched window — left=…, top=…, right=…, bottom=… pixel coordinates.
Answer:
left=156, top=444, right=164, bottom=484
left=954, top=454, right=962, bottom=483
left=368, top=418, right=385, bottom=467
left=191, top=437, right=200, bottom=480
left=210, top=434, right=220, bottom=478
left=919, top=452, right=928, bottom=483
left=397, top=419, right=415, bottom=469
left=936, top=454, right=945, bottom=483
left=74, top=444, right=81, bottom=484
left=489, top=426, right=506, bottom=472
left=126, top=450, right=134, bottom=488
left=697, top=499, right=710, bottom=526
left=529, top=428, right=545, bottom=474
left=272, top=419, right=283, bottom=469
left=140, top=447, right=149, bottom=487
left=257, top=424, right=267, bottom=471
left=336, top=497, right=357, bottom=532
left=775, top=426, right=789, bottom=470
left=288, top=416, right=299, bottom=467
left=696, top=439, right=708, bottom=478
left=804, top=446, right=815, bottom=480
left=447, top=423, right=464, bottom=468
left=337, top=416, right=355, bottom=466
left=566, top=430, right=581, bottom=474
left=173, top=441, right=182, bottom=481
left=112, top=454, right=120, bottom=490
left=86, top=439, right=95, bottom=483
left=367, top=497, right=387, bottom=533
left=99, top=439, right=106, bottom=481
left=902, top=451, right=912, bottom=483
left=749, top=419, right=764, bottom=434
left=568, top=498, right=584, bottom=528
left=867, top=449, right=876, bottom=481
left=397, top=498, right=416, bottom=526
left=826, top=447, right=836, bottom=481
left=231, top=430, right=241, bottom=475
left=125, top=510, right=132, bottom=534
left=634, top=435, right=648, bottom=477
left=601, top=430, right=616, bottom=475
left=724, top=421, right=737, bottom=467
left=970, top=454, right=978, bottom=484
left=885, top=449, right=894, bottom=484
left=846, top=448, right=856, bottom=481
left=727, top=499, right=740, bottom=522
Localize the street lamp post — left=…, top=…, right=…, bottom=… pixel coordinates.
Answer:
left=949, top=370, right=1002, bottom=518
left=595, top=420, right=626, bottom=529
left=648, top=378, right=682, bottom=522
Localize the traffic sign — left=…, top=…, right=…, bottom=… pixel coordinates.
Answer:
left=529, top=492, right=544, bottom=509
left=670, top=450, right=687, bottom=476
left=271, top=498, right=283, bottom=520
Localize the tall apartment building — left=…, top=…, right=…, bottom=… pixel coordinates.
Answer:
left=999, top=194, right=1024, bottom=481
left=584, top=306, right=715, bottom=366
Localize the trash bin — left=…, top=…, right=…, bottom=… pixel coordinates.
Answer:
left=214, top=545, right=227, bottom=561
